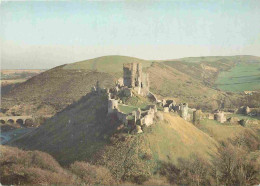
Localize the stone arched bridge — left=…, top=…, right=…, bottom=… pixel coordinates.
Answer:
left=0, top=116, right=35, bottom=125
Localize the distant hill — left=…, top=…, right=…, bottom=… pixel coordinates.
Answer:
left=1, top=55, right=260, bottom=116
left=174, top=55, right=260, bottom=63
left=163, top=55, right=260, bottom=92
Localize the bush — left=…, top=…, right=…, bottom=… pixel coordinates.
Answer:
left=159, top=154, right=213, bottom=185
left=213, top=144, right=260, bottom=186
left=70, top=161, right=116, bottom=185
left=0, top=145, right=76, bottom=185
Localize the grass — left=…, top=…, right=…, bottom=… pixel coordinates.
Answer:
left=198, top=119, right=250, bottom=142
left=123, top=92, right=151, bottom=109
left=118, top=104, right=138, bottom=114
left=215, top=63, right=260, bottom=92
left=94, top=113, right=218, bottom=181
left=226, top=113, right=260, bottom=121
left=63, top=55, right=153, bottom=73
left=11, top=92, right=121, bottom=165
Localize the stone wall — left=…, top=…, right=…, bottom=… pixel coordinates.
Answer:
left=123, top=63, right=142, bottom=88
left=123, top=62, right=149, bottom=96
left=214, top=111, right=226, bottom=123
left=116, top=109, right=128, bottom=125
left=108, top=99, right=118, bottom=114
left=141, top=113, right=154, bottom=126
left=193, top=110, right=203, bottom=124
left=179, top=103, right=189, bottom=120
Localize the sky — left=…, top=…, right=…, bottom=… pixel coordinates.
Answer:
left=1, top=0, right=260, bottom=69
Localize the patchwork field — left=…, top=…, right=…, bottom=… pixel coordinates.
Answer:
left=215, top=63, right=260, bottom=92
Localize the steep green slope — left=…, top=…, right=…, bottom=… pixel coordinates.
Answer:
left=93, top=113, right=219, bottom=181
left=11, top=92, right=121, bottom=165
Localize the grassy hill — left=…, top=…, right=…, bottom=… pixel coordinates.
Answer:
left=10, top=89, right=260, bottom=182
left=1, top=65, right=115, bottom=116
left=10, top=91, right=120, bottom=165
left=93, top=113, right=219, bottom=181
left=10, top=91, right=219, bottom=182
left=64, top=55, right=153, bottom=74
left=1, top=55, right=260, bottom=117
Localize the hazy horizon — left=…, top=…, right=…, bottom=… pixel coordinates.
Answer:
left=1, top=0, right=260, bottom=69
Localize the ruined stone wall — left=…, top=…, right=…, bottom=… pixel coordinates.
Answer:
left=116, top=110, right=128, bottom=124
left=214, top=111, right=226, bottom=123
left=147, top=91, right=158, bottom=102
left=193, top=110, right=203, bottom=124
left=123, top=63, right=134, bottom=87
left=179, top=103, right=189, bottom=120
left=123, top=63, right=142, bottom=88
left=141, top=113, right=154, bottom=126
left=108, top=99, right=118, bottom=114
left=136, top=63, right=142, bottom=87
left=123, top=62, right=150, bottom=96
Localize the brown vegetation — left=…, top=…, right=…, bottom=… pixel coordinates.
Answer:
left=0, top=146, right=117, bottom=185
left=70, top=161, right=116, bottom=185
left=0, top=145, right=76, bottom=185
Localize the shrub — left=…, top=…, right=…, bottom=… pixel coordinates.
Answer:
left=70, top=161, right=116, bottom=185
left=213, top=144, right=260, bottom=186
left=0, top=145, right=76, bottom=185
left=159, top=154, right=213, bottom=185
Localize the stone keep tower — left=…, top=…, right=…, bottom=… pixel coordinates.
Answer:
left=123, top=63, right=142, bottom=88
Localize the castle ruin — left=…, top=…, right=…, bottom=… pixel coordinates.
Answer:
left=91, top=62, right=229, bottom=134
left=123, top=63, right=149, bottom=95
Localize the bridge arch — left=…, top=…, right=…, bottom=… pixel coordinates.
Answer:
left=0, top=120, right=5, bottom=124
left=24, top=119, right=34, bottom=127
left=7, top=119, right=15, bottom=124
left=16, top=119, right=24, bottom=125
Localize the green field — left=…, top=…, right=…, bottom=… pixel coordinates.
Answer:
left=215, top=63, right=260, bottom=92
